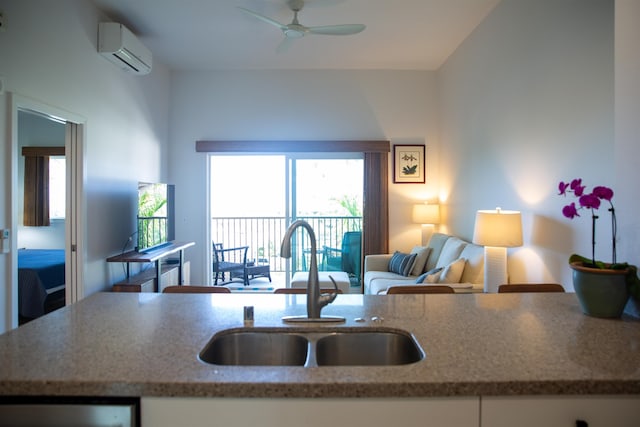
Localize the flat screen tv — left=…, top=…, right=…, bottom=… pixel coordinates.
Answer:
left=136, top=182, right=175, bottom=252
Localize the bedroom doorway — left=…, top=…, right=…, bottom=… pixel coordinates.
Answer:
left=9, top=95, right=85, bottom=328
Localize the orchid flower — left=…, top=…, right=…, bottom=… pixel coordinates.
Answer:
left=558, top=178, right=616, bottom=265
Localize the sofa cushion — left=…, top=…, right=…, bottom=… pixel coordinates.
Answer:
left=388, top=252, right=417, bottom=277
left=459, top=243, right=485, bottom=284
left=435, top=237, right=467, bottom=269
left=437, top=257, right=467, bottom=283
left=424, top=270, right=442, bottom=283
left=424, top=233, right=450, bottom=272
left=410, top=246, right=432, bottom=276
left=415, top=267, right=443, bottom=283
left=364, top=254, right=394, bottom=273
left=364, top=272, right=418, bottom=294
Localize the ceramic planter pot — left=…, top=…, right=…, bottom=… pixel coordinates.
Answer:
left=570, top=261, right=630, bottom=318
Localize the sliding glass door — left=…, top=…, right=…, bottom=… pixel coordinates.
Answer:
left=209, top=153, right=363, bottom=286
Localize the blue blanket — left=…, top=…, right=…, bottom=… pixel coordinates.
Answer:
left=18, top=249, right=65, bottom=318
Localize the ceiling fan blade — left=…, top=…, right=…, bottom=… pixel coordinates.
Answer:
left=308, top=24, right=366, bottom=35
left=237, top=7, right=286, bottom=30
left=276, top=37, right=297, bottom=54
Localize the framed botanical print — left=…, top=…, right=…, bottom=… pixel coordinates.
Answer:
left=393, top=144, right=425, bottom=184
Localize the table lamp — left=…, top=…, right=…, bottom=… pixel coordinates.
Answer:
left=412, top=203, right=440, bottom=246
left=472, top=208, right=523, bottom=293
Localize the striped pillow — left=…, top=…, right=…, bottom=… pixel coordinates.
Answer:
left=388, top=251, right=417, bottom=277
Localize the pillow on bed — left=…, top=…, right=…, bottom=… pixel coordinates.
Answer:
left=437, top=258, right=467, bottom=283
left=388, top=251, right=417, bottom=276
left=415, top=267, right=443, bottom=284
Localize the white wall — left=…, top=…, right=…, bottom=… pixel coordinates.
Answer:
left=438, top=0, right=615, bottom=289
left=169, top=70, right=440, bottom=284
left=0, top=0, right=171, bottom=332
left=615, top=0, right=640, bottom=316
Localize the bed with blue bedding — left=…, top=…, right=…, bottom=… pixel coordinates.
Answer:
left=18, top=249, right=65, bottom=319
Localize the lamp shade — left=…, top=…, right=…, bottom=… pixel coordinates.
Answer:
left=472, top=208, right=523, bottom=247
left=412, top=204, right=440, bottom=224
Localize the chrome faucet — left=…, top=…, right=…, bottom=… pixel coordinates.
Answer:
left=280, top=220, right=344, bottom=323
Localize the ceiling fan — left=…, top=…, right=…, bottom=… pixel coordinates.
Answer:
left=238, top=0, right=366, bottom=51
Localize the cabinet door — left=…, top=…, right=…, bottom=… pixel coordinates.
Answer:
left=482, top=395, right=640, bottom=427
left=142, top=397, right=479, bottom=427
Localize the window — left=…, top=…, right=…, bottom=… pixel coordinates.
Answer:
left=49, top=156, right=66, bottom=219
left=22, top=146, right=65, bottom=226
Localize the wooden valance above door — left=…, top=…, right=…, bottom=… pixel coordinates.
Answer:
left=195, top=140, right=390, bottom=153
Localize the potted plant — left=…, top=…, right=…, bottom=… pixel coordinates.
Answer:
left=559, top=178, right=640, bottom=318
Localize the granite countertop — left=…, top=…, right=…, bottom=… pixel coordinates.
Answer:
left=0, top=292, right=639, bottom=398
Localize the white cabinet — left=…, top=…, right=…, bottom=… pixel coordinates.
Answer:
left=142, top=395, right=640, bottom=427
left=141, top=397, right=480, bottom=427
left=481, top=395, right=640, bottom=427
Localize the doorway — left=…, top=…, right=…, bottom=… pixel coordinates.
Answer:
left=9, top=95, right=85, bottom=329
left=209, top=153, right=363, bottom=288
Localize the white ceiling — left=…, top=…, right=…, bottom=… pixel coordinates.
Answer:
left=91, top=0, right=501, bottom=71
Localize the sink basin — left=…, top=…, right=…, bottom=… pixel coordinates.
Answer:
left=315, top=330, right=424, bottom=366
left=199, top=328, right=424, bottom=367
left=199, top=330, right=308, bottom=366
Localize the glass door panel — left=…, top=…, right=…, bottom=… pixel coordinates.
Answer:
left=209, top=154, right=363, bottom=288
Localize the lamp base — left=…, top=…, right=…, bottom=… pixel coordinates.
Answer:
left=483, top=246, right=508, bottom=293
left=421, top=224, right=435, bottom=246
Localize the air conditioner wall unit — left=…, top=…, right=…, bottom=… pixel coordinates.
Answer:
left=98, top=22, right=152, bottom=75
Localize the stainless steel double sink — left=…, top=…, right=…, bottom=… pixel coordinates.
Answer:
left=199, top=327, right=424, bottom=367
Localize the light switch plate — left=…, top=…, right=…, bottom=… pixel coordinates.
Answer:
left=0, top=229, right=9, bottom=254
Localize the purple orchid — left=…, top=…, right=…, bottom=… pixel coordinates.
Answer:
left=579, top=194, right=601, bottom=210
left=562, top=202, right=579, bottom=219
left=558, top=178, right=617, bottom=265
left=593, top=186, right=614, bottom=201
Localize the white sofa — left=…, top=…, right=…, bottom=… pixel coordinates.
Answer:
left=363, top=233, right=485, bottom=294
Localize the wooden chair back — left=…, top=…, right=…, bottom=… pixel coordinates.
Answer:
left=163, top=285, right=231, bottom=294
left=274, top=288, right=342, bottom=294
left=386, top=285, right=455, bottom=294
left=498, top=283, right=565, bottom=293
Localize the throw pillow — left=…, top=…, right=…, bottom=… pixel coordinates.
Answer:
left=388, top=251, right=417, bottom=277
left=435, top=238, right=466, bottom=269
left=415, top=267, right=443, bottom=284
left=437, top=258, right=467, bottom=283
left=410, top=246, right=432, bottom=276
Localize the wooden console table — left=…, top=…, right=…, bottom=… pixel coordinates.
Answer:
left=107, top=241, right=195, bottom=292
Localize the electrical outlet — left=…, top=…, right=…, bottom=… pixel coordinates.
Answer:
left=0, top=11, right=5, bottom=32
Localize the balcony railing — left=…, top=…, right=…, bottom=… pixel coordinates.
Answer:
left=211, top=216, right=362, bottom=273
left=137, top=216, right=167, bottom=250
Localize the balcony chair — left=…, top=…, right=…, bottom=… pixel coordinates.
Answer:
left=212, top=243, right=249, bottom=286
left=322, top=231, right=362, bottom=286
left=498, top=283, right=565, bottom=293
